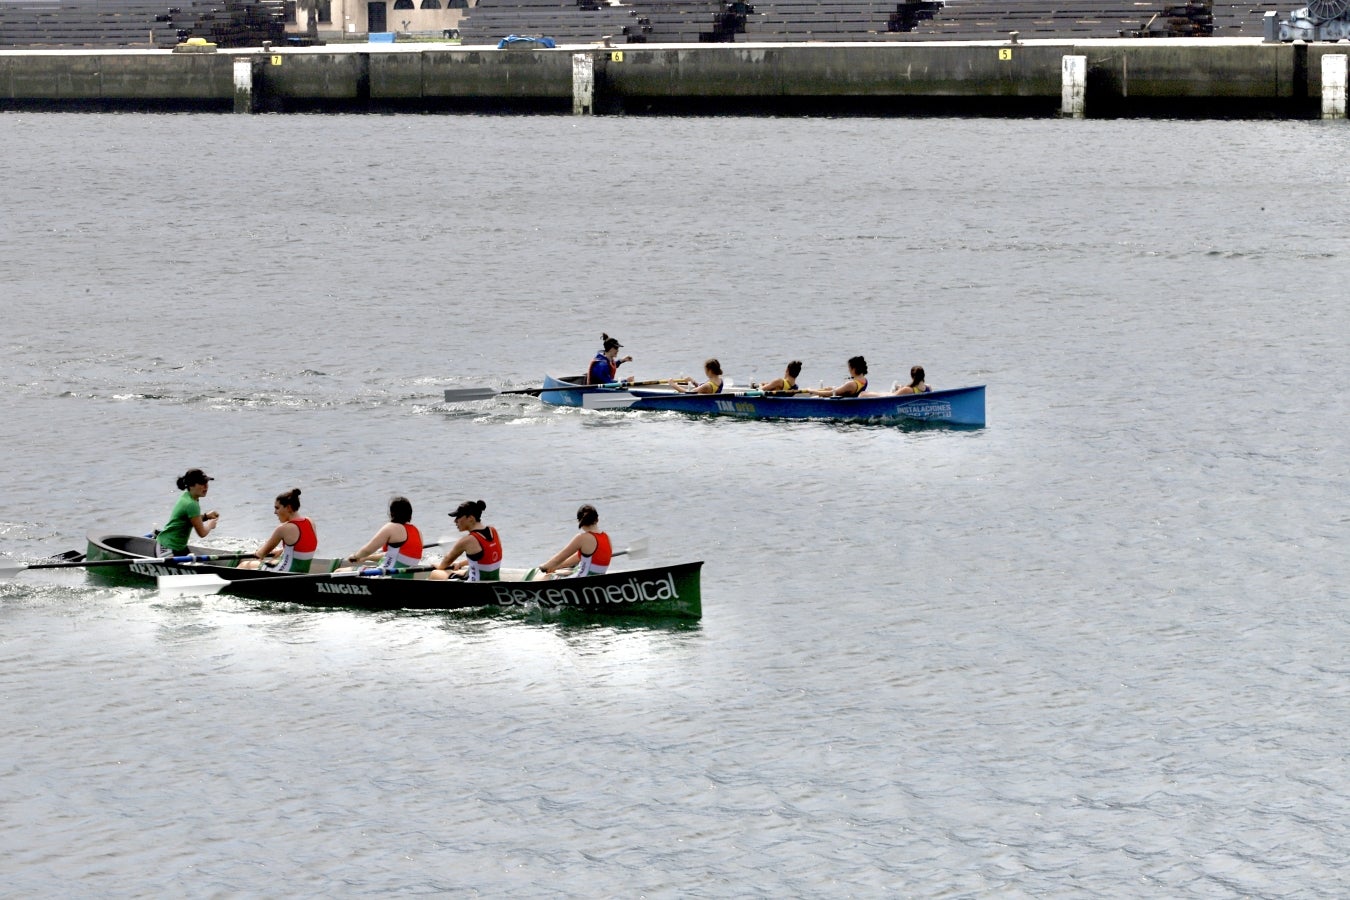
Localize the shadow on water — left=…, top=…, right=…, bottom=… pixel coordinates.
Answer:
left=532, top=607, right=704, bottom=633
left=436, top=394, right=986, bottom=433
left=577, top=407, right=986, bottom=434
left=211, top=598, right=703, bottom=632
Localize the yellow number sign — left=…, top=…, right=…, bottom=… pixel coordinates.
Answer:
left=998, top=48, right=1013, bottom=61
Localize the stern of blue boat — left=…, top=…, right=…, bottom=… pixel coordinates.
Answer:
left=539, top=374, right=591, bottom=407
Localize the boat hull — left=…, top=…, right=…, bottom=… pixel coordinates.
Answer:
left=88, top=534, right=702, bottom=620
left=214, top=561, right=704, bottom=619
left=629, top=384, right=986, bottom=426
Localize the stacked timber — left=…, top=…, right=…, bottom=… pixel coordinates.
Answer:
left=890, top=0, right=1155, bottom=39
left=456, top=0, right=643, bottom=44
left=1209, top=0, right=1279, bottom=36
left=639, top=0, right=744, bottom=41
left=741, top=0, right=930, bottom=39
left=891, top=0, right=1280, bottom=40
left=188, top=0, right=284, bottom=45
left=457, top=0, right=749, bottom=42
left=0, top=0, right=284, bottom=48
left=1120, top=0, right=1213, bottom=35
left=433, top=0, right=1285, bottom=44
left=888, top=0, right=942, bottom=30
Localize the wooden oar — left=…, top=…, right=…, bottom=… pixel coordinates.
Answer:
left=157, top=564, right=439, bottom=595
left=0, top=550, right=263, bottom=579
left=443, top=379, right=672, bottom=403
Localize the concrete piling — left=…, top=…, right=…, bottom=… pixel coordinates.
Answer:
left=1323, top=54, right=1347, bottom=119
left=1061, top=54, right=1087, bottom=118
left=572, top=52, right=594, bottom=115
left=233, top=57, right=255, bottom=113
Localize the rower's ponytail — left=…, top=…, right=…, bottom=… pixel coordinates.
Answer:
left=450, top=499, right=488, bottom=521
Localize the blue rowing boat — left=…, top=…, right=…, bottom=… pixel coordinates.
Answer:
left=538, top=374, right=986, bottom=427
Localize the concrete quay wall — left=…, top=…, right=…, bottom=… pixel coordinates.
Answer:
left=0, top=51, right=233, bottom=101
left=0, top=40, right=1345, bottom=116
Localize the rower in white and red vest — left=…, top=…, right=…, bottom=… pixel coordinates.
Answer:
left=345, top=495, right=423, bottom=576
left=538, top=504, right=612, bottom=579
left=247, top=487, right=318, bottom=573
left=430, top=499, right=502, bottom=582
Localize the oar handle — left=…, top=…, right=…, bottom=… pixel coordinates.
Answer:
left=354, top=563, right=437, bottom=578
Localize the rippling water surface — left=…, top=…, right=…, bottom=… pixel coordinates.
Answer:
left=2, top=112, right=1349, bottom=897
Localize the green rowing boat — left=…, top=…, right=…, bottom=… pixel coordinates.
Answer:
left=162, top=561, right=704, bottom=619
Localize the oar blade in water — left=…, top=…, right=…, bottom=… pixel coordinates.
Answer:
left=157, top=573, right=232, bottom=594
left=443, top=387, right=500, bottom=403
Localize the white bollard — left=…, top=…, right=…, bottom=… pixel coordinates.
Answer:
left=1323, top=54, right=1347, bottom=120
left=1061, top=55, right=1087, bottom=119
left=572, top=53, right=595, bottom=116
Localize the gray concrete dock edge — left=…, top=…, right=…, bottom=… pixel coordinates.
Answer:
left=1, top=40, right=1346, bottom=117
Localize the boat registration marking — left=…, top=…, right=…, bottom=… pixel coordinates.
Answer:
left=129, top=562, right=197, bottom=577
left=316, top=582, right=373, bottom=595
